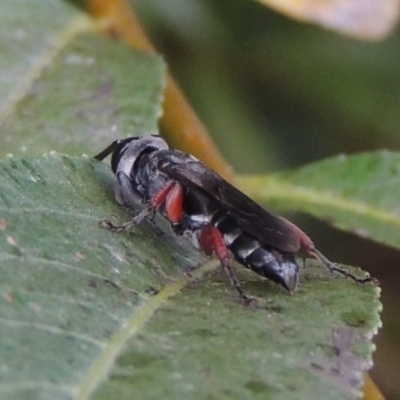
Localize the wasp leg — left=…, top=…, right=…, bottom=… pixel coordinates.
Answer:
left=199, top=225, right=253, bottom=304
left=151, top=181, right=183, bottom=224
left=309, top=248, right=376, bottom=285
left=101, top=181, right=184, bottom=233
left=281, top=217, right=376, bottom=285
left=99, top=206, right=154, bottom=233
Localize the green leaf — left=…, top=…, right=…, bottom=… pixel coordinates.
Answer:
left=0, top=1, right=165, bottom=157
left=0, top=154, right=380, bottom=399
left=237, top=151, right=400, bottom=250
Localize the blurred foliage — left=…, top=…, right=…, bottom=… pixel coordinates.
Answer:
left=132, top=1, right=400, bottom=399
left=254, top=0, right=400, bottom=40
left=135, top=0, right=400, bottom=171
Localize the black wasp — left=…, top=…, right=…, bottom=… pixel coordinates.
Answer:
left=95, top=135, right=373, bottom=302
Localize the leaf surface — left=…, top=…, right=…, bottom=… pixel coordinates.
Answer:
left=0, top=0, right=164, bottom=157
left=0, top=154, right=380, bottom=400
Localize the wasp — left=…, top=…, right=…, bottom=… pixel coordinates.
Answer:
left=95, top=135, right=372, bottom=302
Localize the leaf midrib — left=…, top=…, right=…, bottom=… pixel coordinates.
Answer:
left=74, top=259, right=220, bottom=400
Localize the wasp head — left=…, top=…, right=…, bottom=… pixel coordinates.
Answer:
left=95, top=135, right=169, bottom=175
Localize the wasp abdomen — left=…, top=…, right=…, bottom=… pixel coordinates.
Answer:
left=215, top=215, right=299, bottom=292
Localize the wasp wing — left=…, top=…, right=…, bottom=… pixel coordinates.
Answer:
left=157, top=151, right=300, bottom=253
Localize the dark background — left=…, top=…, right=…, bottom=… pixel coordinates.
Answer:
left=134, top=0, right=400, bottom=398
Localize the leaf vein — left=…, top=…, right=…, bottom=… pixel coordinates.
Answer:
left=0, top=381, right=73, bottom=394
left=75, top=259, right=220, bottom=400
left=0, top=317, right=104, bottom=347
left=0, top=15, right=94, bottom=126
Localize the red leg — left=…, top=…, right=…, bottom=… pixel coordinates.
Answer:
left=280, top=217, right=374, bottom=284
left=151, top=181, right=183, bottom=224
left=100, top=181, right=183, bottom=232
left=199, top=225, right=253, bottom=303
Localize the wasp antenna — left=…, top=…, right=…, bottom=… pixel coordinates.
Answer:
left=310, top=248, right=373, bottom=284
left=94, top=140, right=121, bottom=161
